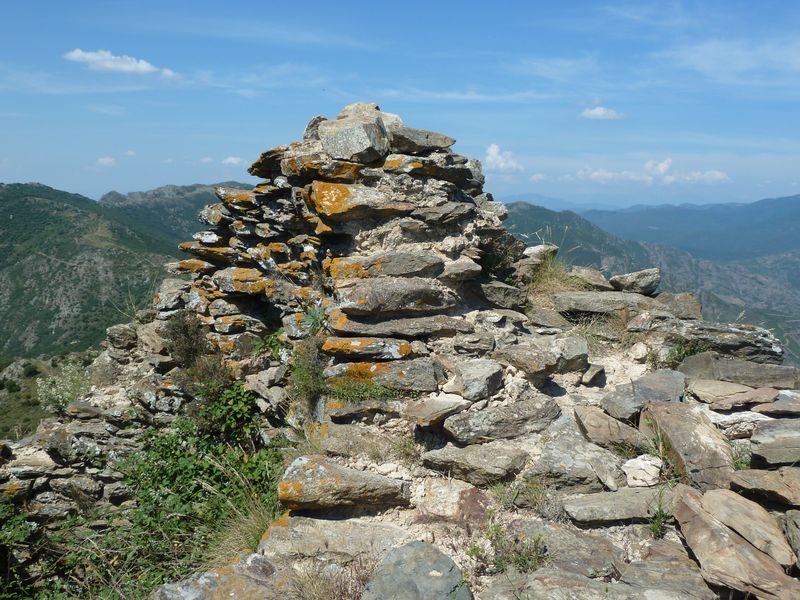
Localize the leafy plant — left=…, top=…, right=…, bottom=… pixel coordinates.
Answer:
left=731, top=442, right=752, bottom=470
left=35, top=358, right=90, bottom=413
left=470, top=521, right=547, bottom=575
left=648, top=489, right=671, bottom=539
left=180, top=354, right=234, bottom=402
left=660, top=339, right=709, bottom=369
left=302, top=304, right=328, bottom=335
left=326, top=378, right=401, bottom=405
left=252, top=328, right=287, bottom=360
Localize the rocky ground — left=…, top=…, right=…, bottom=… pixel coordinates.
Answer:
left=2, top=103, right=799, bottom=599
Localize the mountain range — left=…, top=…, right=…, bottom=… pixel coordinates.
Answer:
left=0, top=182, right=797, bottom=365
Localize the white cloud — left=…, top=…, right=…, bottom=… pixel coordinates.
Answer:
left=64, top=49, right=177, bottom=78
left=573, top=157, right=728, bottom=185
left=199, top=156, right=214, bottom=164
left=529, top=173, right=548, bottom=183
left=124, top=150, right=136, bottom=156
left=222, top=156, right=243, bottom=166
left=581, top=106, right=624, bottom=120
left=485, top=144, right=523, bottom=172
left=95, top=156, right=115, bottom=167
left=162, top=159, right=174, bottom=165
left=87, top=103, right=125, bottom=116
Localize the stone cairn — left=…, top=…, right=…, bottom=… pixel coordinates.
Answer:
left=2, top=103, right=800, bottom=599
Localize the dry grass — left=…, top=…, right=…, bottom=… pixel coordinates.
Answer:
left=289, top=554, right=377, bottom=600
left=526, top=258, right=588, bottom=297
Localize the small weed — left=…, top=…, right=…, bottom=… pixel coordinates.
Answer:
left=641, top=420, right=685, bottom=483
left=518, top=478, right=564, bottom=521
left=35, top=358, right=90, bottom=413
left=289, top=554, right=377, bottom=600
left=303, top=303, right=328, bottom=335
left=660, top=339, right=709, bottom=370
left=648, top=487, right=671, bottom=539
left=608, top=441, right=640, bottom=460
left=388, top=436, right=423, bottom=467
left=731, top=442, right=752, bottom=470
left=252, top=328, right=287, bottom=361
left=180, top=354, right=235, bottom=402
left=490, top=481, right=521, bottom=511
left=475, top=521, right=547, bottom=575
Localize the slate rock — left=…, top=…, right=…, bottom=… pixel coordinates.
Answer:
left=640, top=402, right=734, bottom=490
left=569, top=266, right=614, bottom=291
left=106, top=324, right=137, bottom=349
left=422, top=441, right=528, bottom=486
left=318, top=115, right=389, bottom=163
left=672, top=484, right=800, bottom=600
left=481, top=569, right=638, bottom=600
left=480, top=280, right=528, bottom=311
left=622, top=455, right=663, bottom=487
left=573, top=405, right=646, bottom=450
left=389, top=127, right=455, bottom=154
left=654, top=292, right=704, bottom=320
left=337, top=277, right=458, bottom=316
left=610, top=268, right=661, bottom=296
left=784, top=510, right=800, bottom=566
left=753, top=390, right=800, bottom=416
left=443, top=395, right=560, bottom=444
left=750, top=419, right=800, bottom=467
left=323, top=357, right=443, bottom=392
left=278, top=455, right=410, bottom=509
left=619, top=540, right=715, bottom=599
left=679, top=352, right=800, bottom=389
left=403, top=393, right=470, bottom=427
left=414, top=477, right=489, bottom=526
left=601, top=369, right=686, bottom=421
left=321, top=336, right=414, bottom=360
left=552, top=290, right=663, bottom=316
left=564, top=486, right=673, bottom=525
left=438, top=257, right=482, bottom=282
left=701, top=488, right=795, bottom=568
left=327, top=309, right=473, bottom=338
left=509, top=519, right=625, bottom=579
left=362, top=541, right=472, bottom=600
left=327, top=252, right=444, bottom=280
left=730, top=467, right=800, bottom=507
left=309, top=181, right=414, bottom=221
left=491, top=345, right=559, bottom=383
left=525, top=415, right=624, bottom=492
left=258, top=515, right=408, bottom=562
left=453, top=358, right=503, bottom=402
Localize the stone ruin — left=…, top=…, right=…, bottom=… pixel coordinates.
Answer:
left=2, top=103, right=800, bottom=599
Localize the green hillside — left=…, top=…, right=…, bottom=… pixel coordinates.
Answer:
left=0, top=183, right=174, bottom=358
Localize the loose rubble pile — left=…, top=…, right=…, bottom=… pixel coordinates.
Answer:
left=3, top=103, right=800, bottom=599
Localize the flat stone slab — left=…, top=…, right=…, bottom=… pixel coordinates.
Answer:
left=491, top=345, right=558, bottom=382
left=602, top=369, right=686, bottom=421
left=443, top=395, right=561, bottom=444
left=452, top=358, right=504, bottom=402
left=389, top=126, right=455, bottom=154
left=328, top=252, right=444, bottom=280
left=679, top=352, right=800, bottom=389
left=336, top=277, right=458, bottom=317
left=278, top=455, right=410, bottom=510
left=753, top=391, right=800, bottom=416
left=362, top=541, right=472, bottom=600
left=321, top=336, right=414, bottom=360
left=730, top=468, right=800, bottom=507
left=258, top=515, right=409, bottom=562
left=751, top=419, right=800, bottom=467
left=673, top=484, right=800, bottom=600
left=563, top=486, right=673, bottom=525
left=422, top=441, right=528, bottom=486
left=640, top=402, right=734, bottom=490
left=327, top=309, right=473, bottom=338
left=318, top=115, right=389, bottom=163
left=309, top=181, right=413, bottom=221
left=552, top=290, right=665, bottom=316
left=619, top=539, right=715, bottom=600
left=402, top=393, right=470, bottom=427
left=509, top=519, right=625, bottom=579
left=701, top=489, right=795, bottom=568
left=323, top=357, right=443, bottom=392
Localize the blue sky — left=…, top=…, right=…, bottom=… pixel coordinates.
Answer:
left=2, top=1, right=800, bottom=207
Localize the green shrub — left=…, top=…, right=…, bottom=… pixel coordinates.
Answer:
left=302, top=304, right=328, bottom=335
left=252, top=328, right=287, bottom=360
left=21, top=363, right=39, bottom=378
left=6, top=380, right=20, bottom=393
left=180, top=354, right=234, bottom=403
left=469, top=521, right=547, bottom=575
left=195, top=383, right=260, bottom=448
left=661, top=339, right=708, bottom=369
left=326, top=378, right=401, bottom=404
left=35, top=359, right=90, bottom=413
left=288, top=337, right=326, bottom=417
left=163, top=310, right=208, bottom=367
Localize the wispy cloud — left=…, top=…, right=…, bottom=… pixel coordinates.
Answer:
left=95, top=156, right=115, bottom=167
left=64, top=49, right=178, bottom=78
left=581, top=105, right=624, bottom=120
left=222, top=156, right=243, bottom=165
left=88, top=103, right=126, bottom=116
left=379, top=87, right=555, bottom=103
left=658, top=38, right=800, bottom=85
left=529, top=173, right=548, bottom=183
left=0, top=62, right=149, bottom=95
left=199, top=157, right=214, bottom=164
left=124, top=150, right=136, bottom=156
left=507, top=56, right=596, bottom=82
left=485, top=144, right=523, bottom=172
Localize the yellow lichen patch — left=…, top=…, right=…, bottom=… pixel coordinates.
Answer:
left=328, top=258, right=370, bottom=280
left=335, top=362, right=392, bottom=381
left=176, top=259, right=214, bottom=273
left=329, top=310, right=350, bottom=331
left=277, top=480, right=304, bottom=505
left=266, top=242, right=289, bottom=254
left=260, top=511, right=292, bottom=542
left=3, top=481, right=23, bottom=497
left=294, top=287, right=322, bottom=303
left=326, top=398, right=346, bottom=411
left=398, top=341, right=413, bottom=357
left=310, top=181, right=353, bottom=217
